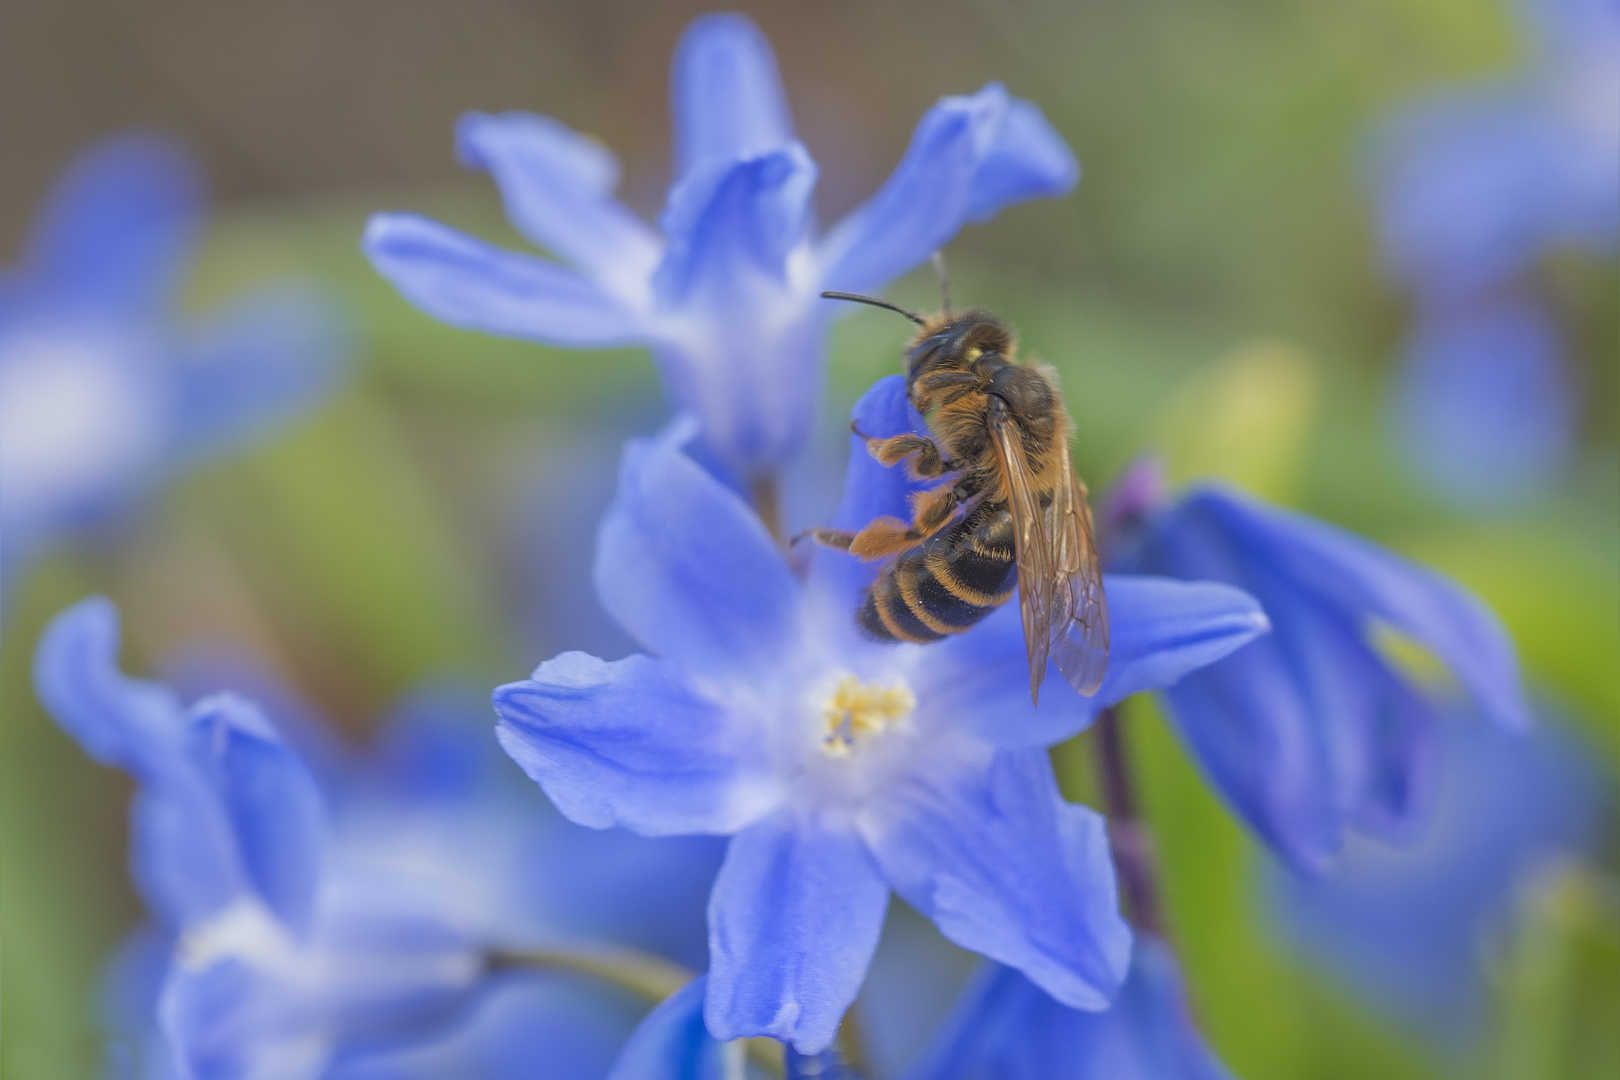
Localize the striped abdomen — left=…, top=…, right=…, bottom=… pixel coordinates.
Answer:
left=859, top=504, right=1017, bottom=643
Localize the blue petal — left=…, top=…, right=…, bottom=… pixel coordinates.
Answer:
left=653, top=145, right=817, bottom=308
left=160, top=959, right=328, bottom=1080
left=594, top=420, right=801, bottom=681
left=455, top=111, right=661, bottom=289
left=1265, top=712, right=1605, bottom=1039
left=963, top=97, right=1082, bottom=223
left=646, top=147, right=822, bottom=474
left=172, top=284, right=348, bottom=463
left=1392, top=300, right=1576, bottom=508
left=324, top=975, right=641, bottom=1080
left=608, top=976, right=728, bottom=1080
left=1187, top=486, right=1530, bottom=733
left=32, top=599, right=310, bottom=928
left=807, top=375, right=934, bottom=614
left=862, top=748, right=1130, bottom=1011
left=670, top=14, right=795, bottom=179
left=903, top=939, right=1234, bottom=1080
left=184, top=695, right=325, bottom=935
left=705, top=811, right=890, bottom=1054
left=494, top=651, right=778, bottom=836
left=32, top=596, right=185, bottom=772
left=23, top=133, right=201, bottom=314
left=818, top=84, right=1077, bottom=296
left=362, top=213, right=642, bottom=346
left=920, top=576, right=1270, bottom=748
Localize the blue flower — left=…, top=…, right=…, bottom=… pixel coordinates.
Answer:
left=0, top=135, right=344, bottom=589
left=1391, top=298, right=1576, bottom=507
left=363, top=14, right=1077, bottom=480
left=1373, top=0, right=1618, bottom=299
left=1263, top=710, right=1605, bottom=1040
left=1370, top=0, right=1617, bottom=504
left=1106, top=460, right=1531, bottom=873
left=899, top=937, right=1235, bottom=1080
left=493, top=376, right=1271, bottom=1053
left=35, top=599, right=720, bottom=1080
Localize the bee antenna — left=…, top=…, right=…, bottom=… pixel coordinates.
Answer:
left=821, top=291, right=927, bottom=326
left=930, top=251, right=952, bottom=316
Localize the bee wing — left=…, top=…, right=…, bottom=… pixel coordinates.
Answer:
left=989, top=407, right=1055, bottom=703
left=1045, top=436, right=1109, bottom=696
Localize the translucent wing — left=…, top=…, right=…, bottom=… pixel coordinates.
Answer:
left=988, top=407, right=1055, bottom=703
left=1045, top=437, right=1109, bottom=696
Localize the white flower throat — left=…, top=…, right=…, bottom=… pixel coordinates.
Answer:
left=820, top=674, right=916, bottom=758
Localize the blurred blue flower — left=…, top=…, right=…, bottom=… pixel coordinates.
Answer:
left=603, top=976, right=733, bottom=1080
left=364, top=13, right=1077, bottom=480
left=1391, top=299, right=1577, bottom=506
left=1264, top=711, right=1605, bottom=1039
left=493, top=376, right=1271, bottom=1053
left=1372, top=0, right=1618, bottom=504
left=607, top=935, right=1236, bottom=1080
left=0, top=135, right=344, bottom=592
left=1107, top=460, right=1529, bottom=873
left=900, top=937, right=1235, bottom=1080
left=35, top=598, right=720, bottom=1080
left=1373, top=0, right=1618, bottom=298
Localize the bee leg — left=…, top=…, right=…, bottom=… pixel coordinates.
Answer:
left=862, top=433, right=956, bottom=478
left=791, top=527, right=858, bottom=551
left=848, top=483, right=962, bottom=560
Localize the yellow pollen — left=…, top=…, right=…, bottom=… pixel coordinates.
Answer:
left=821, top=675, right=916, bottom=758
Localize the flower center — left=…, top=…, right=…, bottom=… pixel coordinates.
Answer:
left=819, top=674, right=915, bottom=758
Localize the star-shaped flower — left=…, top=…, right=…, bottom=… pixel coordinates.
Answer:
left=494, top=376, right=1270, bottom=1052
left=0, top=135, right=343, bottom=592
left=364, top=14, right=1078, bottom=481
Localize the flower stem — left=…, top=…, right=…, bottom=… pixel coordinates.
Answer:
left=486, top=944, right=693, bottom=1001
left=1093, top=705, right=1170, bottom=939
left=487, top=946, right=784, bottom=1076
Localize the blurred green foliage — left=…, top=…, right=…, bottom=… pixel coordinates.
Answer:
left=3, top=1, right=1615, bottom=1078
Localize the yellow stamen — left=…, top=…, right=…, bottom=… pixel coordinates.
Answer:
left=821, top=675, right=916, bottom=757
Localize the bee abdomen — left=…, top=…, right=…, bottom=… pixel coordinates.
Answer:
left=859, top=511, right=1017, bottom=643
left=859, top=567, right=946, bottom=643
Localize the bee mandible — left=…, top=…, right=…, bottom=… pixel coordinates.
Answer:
left=801, top=265, right=1108, bottom=704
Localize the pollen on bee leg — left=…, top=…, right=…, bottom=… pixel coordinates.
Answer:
left=820, top=674, right=917, bottom=758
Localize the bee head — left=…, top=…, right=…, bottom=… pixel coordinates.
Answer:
left=905, top=310, right=1014, bottom=379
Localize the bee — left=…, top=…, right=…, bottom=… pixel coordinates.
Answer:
left=803, top=275, right=1108, bottom=703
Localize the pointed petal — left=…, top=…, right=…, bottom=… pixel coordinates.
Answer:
left=1188, top=487, right=1530, bottom=733
left=171, top=284, right=347, bottom=462
left=32, top=598, right=249, bottom=925
left=705, top=811, right=889, bottom=1054
left=653, top=145, right=817, bottom=308
left=494, top=651, right=780, bottom=836
left=362, top=213, right=643, bottom=346
left=862, top=748, right=1131, bottom=1011
left=919, top=576, right=1269, bottom=748
left=671, top=14, right=795, bottom=178
left=819, top=85, right=1077, bottom=296
left=184, top=695, right=325, bottom=934
left=594, top=420, right=801, bottom=681
left=24, top=133, right=202, bottom=314
left=903, top=940, right=1235, bottom=1080
left=1392, top=301, right=1575, bottom=508
left=645, top=147, right=821, bottom=475
left=455, top=111, right=660, bottom=292
left=609, top=976, right=729, bottom=1080
left=32, top=596, right=185, bottom=772
left=806, top=375, right=934, bottom=613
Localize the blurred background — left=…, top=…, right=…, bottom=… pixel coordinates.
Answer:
left=2, top=1, right=1615, bottom=1078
